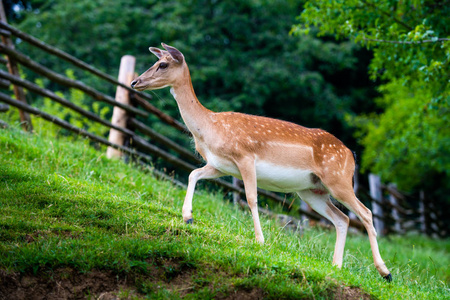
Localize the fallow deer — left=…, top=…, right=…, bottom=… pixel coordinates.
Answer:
left=131, top=43, right=392, bottom=281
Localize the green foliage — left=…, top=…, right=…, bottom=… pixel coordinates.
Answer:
left=352, top=80, right=449, bottom=191
left=294, top=0, right=450, bottom=195
left=34, top=70, right=110, bottom=137
left=0, top=126, right=449, bottom=299
left=29, top=69, right=110, bottom=136
left=12, top=0, right=378, bottom=149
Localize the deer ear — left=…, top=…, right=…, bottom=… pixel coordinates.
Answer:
left=149, top=47, right=167, bottom=59
left=161, top=43, right=184, bottom=64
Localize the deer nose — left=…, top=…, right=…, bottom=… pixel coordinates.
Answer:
left=131, top=79, right=139, bottom=88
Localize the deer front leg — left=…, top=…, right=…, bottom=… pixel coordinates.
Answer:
left=237, top=158, right=264, bottom=244
left=183, top=164, right=223, bottom=224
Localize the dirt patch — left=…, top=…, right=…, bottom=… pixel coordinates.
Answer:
left=332, top=285, right=373, bottom=300
left=0, top=268, right=133, bottom=300
left=0, top=258, right=198, bottom=299
left=0, top=262, right=368, bottom=299
left=0, top=263, right=265, bottom=299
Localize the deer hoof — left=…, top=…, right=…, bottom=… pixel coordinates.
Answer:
left=383, top=273, right=392, bottom=282
left=185, top=218, right=194, bottom=225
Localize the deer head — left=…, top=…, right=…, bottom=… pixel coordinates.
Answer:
left=131, top=43, right=185, bottom=91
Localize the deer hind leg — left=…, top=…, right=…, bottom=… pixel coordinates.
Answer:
left=297, top=190, right=349, bottom=268
left=324, top=179, right=392, bottom=281
left=183, top=164, right=223, bottom=224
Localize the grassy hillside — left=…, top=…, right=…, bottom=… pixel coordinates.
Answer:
left=0, top=125, right=449, bottom=299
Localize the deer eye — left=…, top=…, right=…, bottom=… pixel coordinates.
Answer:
left=159, top=62, right=168, bottom=69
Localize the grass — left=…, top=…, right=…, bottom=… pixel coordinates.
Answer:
left=0, top=123, right=449, bottom=299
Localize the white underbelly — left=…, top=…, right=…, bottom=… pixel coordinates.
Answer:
left=204, top=149, right=314, bottom=193
left=255, top=161, right=314, bottom=193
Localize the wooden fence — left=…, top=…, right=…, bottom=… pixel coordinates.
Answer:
left=362, top=175, right=446, bottom=237
left=0, top=11, right=445, bottom=237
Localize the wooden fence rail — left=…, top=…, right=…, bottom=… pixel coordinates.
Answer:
left=0, top=44, right=148, bottom=118
left=0, top=21, right=445, bottom=237
left=0, top=69, right=134, bottom=136
left=0, top=20, right=154, bottom=104
left=129, top=118, right=201, bottom=164
left=0, top=91, right=152, bottom=160
left=131, top=93, right=189, bottom=134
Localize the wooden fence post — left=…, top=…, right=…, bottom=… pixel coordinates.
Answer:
left=388, top=183, right=402, bottom=234
left=427, top=195, right=443, bottom=237
left=0, top=2, right=33, bottom=132
left=419, top=190, right=429, bottom=235
left=369, top=174, right=384, bottom=236
left=107, top=55, right=136, bottom=159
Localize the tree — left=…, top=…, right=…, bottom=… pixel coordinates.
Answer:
left=293, top=0, right=450, bottom=200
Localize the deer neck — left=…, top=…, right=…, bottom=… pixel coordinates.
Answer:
left=170, top=68, right=213, bottom=139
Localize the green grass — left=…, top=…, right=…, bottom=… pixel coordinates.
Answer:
left=0, top=124, right=449, bottom=299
